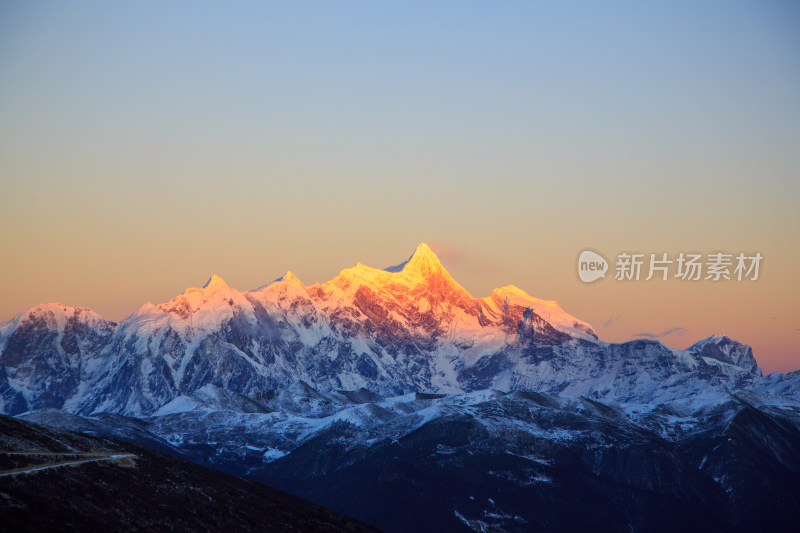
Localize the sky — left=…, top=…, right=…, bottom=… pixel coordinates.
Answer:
left=1, top=1, right=799, bottom=372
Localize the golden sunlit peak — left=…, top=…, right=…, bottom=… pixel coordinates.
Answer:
left=277, top=270, right=303, bottom=285
left=202, top=274, right=229, bottom=291
left=494, top=285, right=537, bottom=299
left=403, top=242, right=444, bottom=274
left=492, top=285, right=557, bottom=307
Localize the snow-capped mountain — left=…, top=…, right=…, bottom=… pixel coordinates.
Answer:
left=4, top=242, right=800, bottom=531
left=0, top=304, right=116, bottom=414
left=0, top=243, right=786, bottom=417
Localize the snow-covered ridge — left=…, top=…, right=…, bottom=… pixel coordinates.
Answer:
left=0, top=242, right=783, bottom=418
left=1, top=243, right=589, bottom=340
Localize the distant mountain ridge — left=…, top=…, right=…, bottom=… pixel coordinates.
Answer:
left=0, top=243, right=782, bottom=417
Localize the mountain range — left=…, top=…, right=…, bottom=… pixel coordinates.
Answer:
left=2, top=243, right=799, bottom=531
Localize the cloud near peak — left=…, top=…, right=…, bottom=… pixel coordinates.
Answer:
left=633, top=327, right=688, bottom=340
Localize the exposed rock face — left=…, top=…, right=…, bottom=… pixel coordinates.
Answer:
left=687, top=334, right=761, bottom=375
left=0, top=305, right=115, bottom=414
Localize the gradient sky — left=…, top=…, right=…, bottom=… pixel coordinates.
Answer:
left=1, top=2, right=799, bottom=372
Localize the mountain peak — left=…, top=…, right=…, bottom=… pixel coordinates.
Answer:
left=25, top=303, right=105, bottom=321
left=688, top=334, right=760, bottom=375
left=487, top=286, right=598, bottom=340
left=277, top=270, right=303, bottom=285
left=202, top=274, right=230, bottom=291
left=1, top=303, right=111, bottom=334
left=403, top=242, right=444, bottom=276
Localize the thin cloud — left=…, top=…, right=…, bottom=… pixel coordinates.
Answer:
left=426, top=241, right=499, bottom=278
left=633, top=327, right=688, bottom=340
left=426, top=241, right=466, bottom=267
left=600, top=314, right=621, bottom=328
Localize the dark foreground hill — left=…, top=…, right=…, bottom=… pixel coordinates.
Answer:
left=0, top=414, right=376, bottom=533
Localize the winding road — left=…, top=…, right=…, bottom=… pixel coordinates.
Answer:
left=0, top=452, right=135, bottom=477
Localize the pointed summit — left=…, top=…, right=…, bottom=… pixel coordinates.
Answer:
left=409, top=242, right=441, bottom=265
left=383, top=242, right=475, bottom=308
left=202, top=274, right=230, bottom=291
left=276, top=270, right=303, bottom=285
left=396, top=242, right=444, bottom=277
